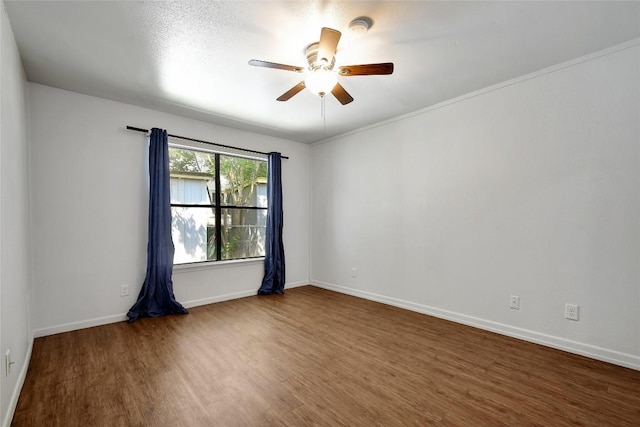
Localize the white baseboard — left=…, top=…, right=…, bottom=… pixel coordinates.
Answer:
left=33, top=281, right=310, bottom=338
left=182, top=281, right=309, bottom=308
left=182, top=289, right=259, bottom=309
left=284, top=280, right=309, bottom=289
left=2, top=335, right=34, bottom=427
left=33, top=313, right=129, bottom=338
left=311, top=280, right=640, bottom=371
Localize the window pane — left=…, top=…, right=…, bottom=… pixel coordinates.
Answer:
left=171, top=206, right=216, bottom=264
left=169, top=147, right=216, bottom=205
left=220, top=208, right=267, bottom=260
left=169, top=148, right=268, bottom=264
left=219, top=156, right=267, bottom=207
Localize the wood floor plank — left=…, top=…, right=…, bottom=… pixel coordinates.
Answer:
left=12, top=286, right=640, bottom=426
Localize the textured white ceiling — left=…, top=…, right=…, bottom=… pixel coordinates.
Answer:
left=5, top=1, right=639, bottom=143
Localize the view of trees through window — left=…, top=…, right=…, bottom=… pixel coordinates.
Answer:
left=169, top=146, right=268, bottom=264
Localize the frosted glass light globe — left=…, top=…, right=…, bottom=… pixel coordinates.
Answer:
left=305, top=69, right=337, bottom=97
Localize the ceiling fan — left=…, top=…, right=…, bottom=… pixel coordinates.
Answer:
left=249, top=27, right=394, bottom=105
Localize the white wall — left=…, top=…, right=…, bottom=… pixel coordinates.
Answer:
left=311, top=42, right=640, bottom=369
left=0, top=4, right=32, bottom=426
left=28, top=83, right=311, bottom=336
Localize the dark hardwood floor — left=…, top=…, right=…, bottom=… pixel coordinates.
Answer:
left=12, top=286, right=640, bottom=426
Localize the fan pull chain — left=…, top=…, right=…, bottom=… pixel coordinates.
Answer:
left=321, top=95, right=327, bottom=134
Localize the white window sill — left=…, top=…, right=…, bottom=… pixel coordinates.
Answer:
left=173, top=257, right=264, bottom=273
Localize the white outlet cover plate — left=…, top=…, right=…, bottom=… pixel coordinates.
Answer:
left=510, top=295, right=520, bottom=310
left=565, top=304, right=579, bottom=320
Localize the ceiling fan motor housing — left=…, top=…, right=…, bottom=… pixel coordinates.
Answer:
left=305, top=42, right=336, bottom=71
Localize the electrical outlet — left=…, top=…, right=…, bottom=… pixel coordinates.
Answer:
left=5, top=350, right=14, bottom=376
left=565, top=303, right=579, bottom=321
left=351, top=268, right=358, bottom=278
left=120, top=284, right=129, bottom=297
left=510, top=295, right=520, bottom=310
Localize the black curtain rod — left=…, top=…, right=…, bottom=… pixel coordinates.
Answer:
left=126, top=126, right=289, bottom=159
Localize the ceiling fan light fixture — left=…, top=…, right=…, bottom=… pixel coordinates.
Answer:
left=304, top=68, right=337, bottom=97
left=249, top=25, right=392, bottom=105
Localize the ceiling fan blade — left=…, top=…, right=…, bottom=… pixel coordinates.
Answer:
left=338, top=63, right=394, bottom=76
left=249, top=59, right=304, bottom=73
left=277, top=81, right=306, bottom=101
left=317, top=27, right=341, bottom=65
left=331, top=83, right=354, bottom=105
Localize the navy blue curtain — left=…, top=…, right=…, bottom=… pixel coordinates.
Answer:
left=127, top=128, right=188, bottom=322
left=258, top=152, right=286, bottom=295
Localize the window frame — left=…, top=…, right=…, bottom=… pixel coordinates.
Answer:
left=168, top=143, right=268, bottom=266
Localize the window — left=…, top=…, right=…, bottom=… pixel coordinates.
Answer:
left=169, top=146, right=268, bottom=264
